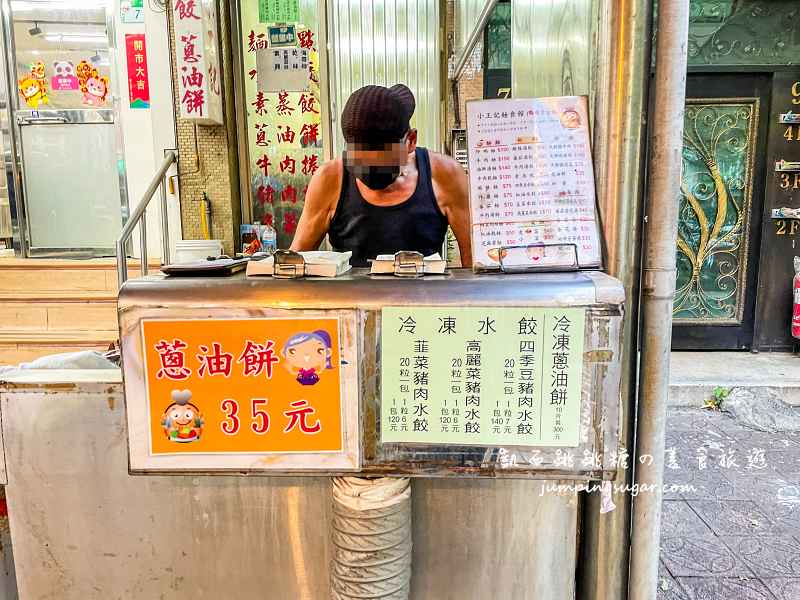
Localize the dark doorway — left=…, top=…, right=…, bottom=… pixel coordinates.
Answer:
left=482, top=0, right=511, bottom=99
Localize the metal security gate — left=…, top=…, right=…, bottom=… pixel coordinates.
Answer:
left=671, top=73, right=770, bottom=350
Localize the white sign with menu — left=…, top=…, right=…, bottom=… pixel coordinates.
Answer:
left=466, top=96, right=602, bottom=270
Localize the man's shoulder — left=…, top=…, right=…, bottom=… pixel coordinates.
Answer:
left=317, top=156, right=344, bottom=180
left=427, top=150, right=465, bottom=178
left=305, top=157, right=343, bottom=209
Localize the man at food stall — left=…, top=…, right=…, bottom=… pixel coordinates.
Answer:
left=290, top=84, right=472, bottom=267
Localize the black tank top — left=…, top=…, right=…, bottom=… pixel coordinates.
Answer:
left=329, top=147, right=448, bottom=267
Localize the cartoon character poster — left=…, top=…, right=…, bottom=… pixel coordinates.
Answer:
left=76, top=60, right=109, bottom=107
left=18, top=61, right=49, bottom=109
left=51, top=61, right=80, bottom=91
left=142, top=318, right=343, bottom=455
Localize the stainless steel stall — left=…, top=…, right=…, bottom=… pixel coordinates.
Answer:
left=1, top=269, right=624, bottom=598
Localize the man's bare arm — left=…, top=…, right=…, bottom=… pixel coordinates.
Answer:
left=290, top=159, right=342, bottom=251
left=431, top=153, right=473, bottom=266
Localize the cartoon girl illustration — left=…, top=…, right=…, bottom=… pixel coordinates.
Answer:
left=161, top=389, right=204, bottom=442
left=282, top=330, right=333, bottom=386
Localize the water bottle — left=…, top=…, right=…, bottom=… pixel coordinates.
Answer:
left=260, top=224, right=277, bottom=254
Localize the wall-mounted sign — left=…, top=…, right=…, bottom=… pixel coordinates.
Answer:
left=125, top=316, right=360, bottom=472
left=268, top=24, right=297, bottom=47
left=172, top=0, right=223, bottom=124
left=259, top=0, right=300, bottom=23
left=775, top=159, right=800, bottom=172
left=125, top=33, right=150, bottom=109
left=466, top=96, right=602, bottom=270
left=381, top=307, right=586, bottom=447
left=780, top=111, right=800, bottom=124
left=256, top=47, right=309, bottom=92
left=120, top=0, right=144, bottom=23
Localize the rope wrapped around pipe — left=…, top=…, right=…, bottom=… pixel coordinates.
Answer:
left=331, top=477, right=412, bottom=600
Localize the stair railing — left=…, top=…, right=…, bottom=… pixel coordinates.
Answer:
left=116, top=150, right=177, bottom=288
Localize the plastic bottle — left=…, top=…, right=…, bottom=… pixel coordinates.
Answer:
left=260, top=224, right=277, bottom=254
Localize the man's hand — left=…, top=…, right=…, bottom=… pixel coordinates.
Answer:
left=289, top=160, right=342, bottom=251
left=431, top=153, right=473, bottom=266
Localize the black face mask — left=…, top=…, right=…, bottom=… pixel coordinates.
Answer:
left=348, top=164, right=402, bottom=190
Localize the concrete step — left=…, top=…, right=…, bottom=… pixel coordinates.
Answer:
left=0, top=257, right=159, bottom=294
left=0, top=258, right=133, bottom=364
left=669, top=351, right=800, bottom=407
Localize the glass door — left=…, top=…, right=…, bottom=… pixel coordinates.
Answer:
left=3, top=0, right=127, bottom=257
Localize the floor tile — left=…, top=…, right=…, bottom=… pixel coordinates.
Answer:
left=686, top=500, right=781, bottom=536
left=661, top=500, right=713, bottom=538
left=675, top=576, right=777, bottom=600
left=719, top=537, right=800, bottom=577
left=658, top=561, right=689, bottom=600
left=660, top=535, right=754, bottom=577
left=760, top=577, right=800, bottom=600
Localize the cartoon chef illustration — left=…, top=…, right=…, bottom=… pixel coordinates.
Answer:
left=282, top=330, right=334, bottom=386
left=161, top=389, right=204, bottom=442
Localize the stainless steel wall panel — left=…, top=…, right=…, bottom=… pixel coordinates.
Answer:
left=512, top=0, right=594, bottom=98
left=2, top=372, right=581, bottom=599
left=329, top=0, right=442, bottom=151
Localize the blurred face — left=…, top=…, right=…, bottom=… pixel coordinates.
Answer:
left=344, top=130, right=417, bottom=190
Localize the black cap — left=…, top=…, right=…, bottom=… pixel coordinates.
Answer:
left=341, top=84, right=416, bottom=145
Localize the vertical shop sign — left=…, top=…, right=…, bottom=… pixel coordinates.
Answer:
left=172, top=0, right=223, bottom=124
left=259, top=0, right=300, bottom=23
left=125, top=34, right=150, bottom=109
left=240, top=0, right=324, bottom=248
left=381, top=307, right=586, bottom=447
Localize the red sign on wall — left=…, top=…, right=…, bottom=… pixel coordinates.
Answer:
left=125, top=33, right=150, bottom=109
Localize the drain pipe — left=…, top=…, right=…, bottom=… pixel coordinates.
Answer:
left=629, top=2, right=690, bottom=600
left=331, top=477, right=412, bottom=599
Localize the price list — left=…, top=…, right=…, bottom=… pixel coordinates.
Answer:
left=466, top=96, right=601, bottom=268
left=381, top=307, right=585, bottom=447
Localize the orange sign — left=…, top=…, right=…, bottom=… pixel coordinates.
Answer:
left=142, top=318, right=343, bottom=455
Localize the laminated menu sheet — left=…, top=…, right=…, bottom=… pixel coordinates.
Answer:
left=466, top=96, right=602, bottom=270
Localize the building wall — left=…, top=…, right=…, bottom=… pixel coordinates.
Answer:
left=511, top=0, right=595, bottom=99
left=446, top=0, right=484, bottom=139
left=167, top=0, right=240, bottom=255
left=115, top=0, right=181, bottom=260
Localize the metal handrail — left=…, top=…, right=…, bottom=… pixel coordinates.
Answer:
left=116, top=150, right=177, bottom=288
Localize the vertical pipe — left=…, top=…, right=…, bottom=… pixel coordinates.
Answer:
left=578, top=0, right=652, bottom=598
left=331, top=477, right=412, bottom=599
left=140, top=215, right=148, bottom=277
left=160, top=179, right=170, bottom=266
left=629, top=2, right=689, bottom=599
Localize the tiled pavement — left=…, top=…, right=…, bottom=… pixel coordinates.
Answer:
left=658, top=408, right=800, bottom=599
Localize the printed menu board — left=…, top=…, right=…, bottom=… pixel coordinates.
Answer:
left=466, top=96, right=602, bottom=270
left=381, top=307, right=585, bottom=447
